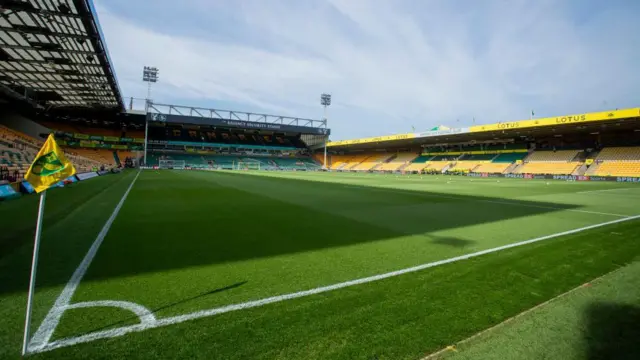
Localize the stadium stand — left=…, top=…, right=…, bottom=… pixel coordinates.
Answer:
left=147, top=152, right=318, bottom=171
left=523, top=149, right=581, bottom=162
left=313, top=153, right=327, bottom=166
left=585, top=146, right=640, bottom=176
left=446, top=154, right=495, bottom=172
left=473, top=162, right=512, bottom=174
left=448, top=161, right=487, bottom=172
left=377, top=153, right=419, bottom=171
left=351, top=153, right=394, bottom=171
left=272, top=158, right=320, bottom=170
left=327, top=154, right=352, bottom=170
left=150, top=127, right=306, bottom=149
left=40, top=122, right=78, bottom=133
left=402, top=155, right=434, bottom=172
left=115, top=151, right=140, bottom=167
left=424, top=161, right=452, bottom=172
left=512, top=150, right=582, bottom=175
left=0, top=125, right=41, bottom=148
left=327, top=145, right=638, bottom=177
left=332, top=154, right=370, bottom=170
left=66, top=148, right=116, bottom=167
left=514, top=162, right=582, bottom=175
left=117, top=151, right=137, bottom=161
left=492, top=153, right=528, bottom=163
left=1, top=126, right=103, bottom=178
left=66, top=154, right=104, bottom=173
left=469, top=152, right=528, bottom=174
left=42, top=122, right=145, bottom=139
left=593, top=146, right=640, bottom=161
left=460, top=154, right=498, bottom=161
left=591, top=162, right=640, bottom=176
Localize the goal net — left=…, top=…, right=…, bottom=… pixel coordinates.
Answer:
left=234, top=160, right=261, bottom=171
left=159, top=160, right=186, bottom=169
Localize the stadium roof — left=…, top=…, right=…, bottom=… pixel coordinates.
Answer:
left=0, top=0, right=123, bottom=112
left=327, top=107, right=640, bottom=150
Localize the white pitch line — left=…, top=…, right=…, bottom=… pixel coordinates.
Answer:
left=341, top=184, right=630, bottom=218
left=475, top=198, right=629, bottom=218
left=64, top=300, right=157, bottom=326
left=28, top=171, right=141, bottom=353
left=576, top=188, right=637, bottom=194
left=35, top=213, right=640, bottom=354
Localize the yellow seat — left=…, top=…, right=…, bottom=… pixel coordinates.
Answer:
left=352, top=154, right=395, bottom=171
left=473, top=163, right=511, bottom=174
left=448, top=161, right=488, bottom=172
left=515, top=162, right=581, bottom=175
left=593, top=162, right=640, bottom=176
left=424, top=161, right=451, bottom=172
left=377, top=153, right=419, bottom=171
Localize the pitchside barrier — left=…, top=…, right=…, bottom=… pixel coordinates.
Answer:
left=143, top=166, right=317, bottom=172
left=0, top=167, right=123, bottom=201
left=0, top=182, right=20, bottom=200
left=359, top=169, right=639, bottom=183
left=465, top=172, right=640, bottom=183
left=76, top=172, right=99, bottom=181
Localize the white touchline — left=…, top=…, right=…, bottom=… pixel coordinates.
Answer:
left=341, top=184, right=630, bottom=218
left=28, top=171, right=141, bottom=353
left=474, top=198, right=630, bottom=218
left=576, top=188, right=638, bottom=194
left=33, top=213, right=640, bottom=354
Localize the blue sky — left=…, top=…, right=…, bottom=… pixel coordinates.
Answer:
left=94, top=0, right=640, bottom=140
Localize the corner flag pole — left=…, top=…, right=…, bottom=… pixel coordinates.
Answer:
left=22, top=190, right=47, bottom=356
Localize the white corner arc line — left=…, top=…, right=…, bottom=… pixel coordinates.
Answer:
left=35, top=213, right=640, bottom=354
left=64, top=301, right=157, bottom=326
left=28, top=171, right=141, bottom=353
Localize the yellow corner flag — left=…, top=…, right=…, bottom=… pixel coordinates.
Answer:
left=25, top=134, right=76, bottom=193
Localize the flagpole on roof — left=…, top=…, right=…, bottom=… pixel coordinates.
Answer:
left=22, top=190, right=47, bottom=355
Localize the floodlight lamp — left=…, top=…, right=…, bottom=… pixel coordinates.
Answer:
left=320, top=93, right=331, bottom=106
left=142, top=66, right=159, bottom=83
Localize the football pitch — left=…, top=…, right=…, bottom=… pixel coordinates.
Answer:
left=1, top=170, right=639, bottom=359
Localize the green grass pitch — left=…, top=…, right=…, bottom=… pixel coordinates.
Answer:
left=0, top=170, right=639, bottom=359
left=439, top=261, right=640, bottom=360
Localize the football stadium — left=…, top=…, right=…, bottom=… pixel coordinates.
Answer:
left=1, top=1, right=639, bottom=360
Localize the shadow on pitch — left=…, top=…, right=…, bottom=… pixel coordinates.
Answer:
left=584, top=302, right=640, bottom=360
left=430, top=235, right=474, bottom=248
left=83, top=281, right=248, bottom=334
left=0, top=170, right=586, bottom=294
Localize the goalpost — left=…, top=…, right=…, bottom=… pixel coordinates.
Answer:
left=233, top=160, right=261, bottom=171
left=159, top=160, right=186, bottom=169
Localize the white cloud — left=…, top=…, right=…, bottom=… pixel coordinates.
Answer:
left=96, top=0, right=640, bottom=139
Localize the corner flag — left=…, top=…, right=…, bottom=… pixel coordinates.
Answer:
left=22, top=134, right=75, bottom=355
left=25, top=134, right=76, bottom=193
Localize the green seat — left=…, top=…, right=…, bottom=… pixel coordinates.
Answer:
left=493, top=153, right=527, bottom=163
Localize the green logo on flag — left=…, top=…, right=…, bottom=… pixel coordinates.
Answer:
left=31, top=152, right=65, bottom=176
